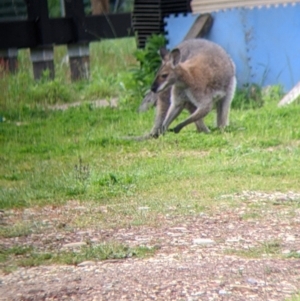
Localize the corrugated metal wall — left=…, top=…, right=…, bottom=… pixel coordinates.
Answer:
left=191, top=0, right=300, bottom=13
left=132, top=0, right=191, bottom=48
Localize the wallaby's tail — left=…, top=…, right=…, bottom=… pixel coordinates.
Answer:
left=217, top=75, right=237, bottom=128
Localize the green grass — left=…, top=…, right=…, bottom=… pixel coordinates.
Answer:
left=225, top=240, right=282, bottom=258
left=2, top=97, right=300, bottom=211
left=0, top=222, right=33, bottom=238
left=0, top=243, right=157, bottom=274
left=287, top=293, right=300, bottom=301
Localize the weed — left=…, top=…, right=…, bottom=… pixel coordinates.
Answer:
left=225, top=240, right=282, bottom=258
left=287, top=293, right=300, bottom=301
left=232, top=84, right=284, bottom=110
left=240, top=212, right=262, bottom=220
left=232, top=84, right=264, bottom=110
left=29, top=79, right=72, bottom=105
left=74, top=157, right=90, bottom=185
left=0, top=245, right=33, bottom=261
left=0, top=222, right=32, bottom=238
left=0, top=243, right=157, bottom=273
left=286, top=251, right=300, bottom=259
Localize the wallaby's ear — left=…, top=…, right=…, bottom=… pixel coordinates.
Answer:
left=170, top=48, right=181, bottom=68
left=159, top=47, right=169, bottom=61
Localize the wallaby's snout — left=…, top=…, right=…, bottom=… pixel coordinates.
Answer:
left=151, top=73, right=170, bottom=93
left=151, top=82, right=159, bottom=93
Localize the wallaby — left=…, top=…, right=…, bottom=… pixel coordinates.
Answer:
left=143, top=39, right=214, bottom=137
left=149, top=39, right=236, bottom=137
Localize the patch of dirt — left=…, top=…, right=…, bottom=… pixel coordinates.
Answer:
left=48, top=98, right=118, bottom=111
left=1, top=191, right=300, bottom=301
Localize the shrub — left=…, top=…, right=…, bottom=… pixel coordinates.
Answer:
left=119, top=34, right=167, bottom=105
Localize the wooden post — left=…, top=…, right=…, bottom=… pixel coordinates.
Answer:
left=30, top=47, right=54, bottom=80
left=278, top=82, right=300, bottom=107
left=91, top=0, right=109, bottom=14
left=0, top=48, right=18, bottom=73
left=26, top=0, right=55, bottom=80
left=64, top=0, right=90, bottom=81
left=67, top=43, right=90, bottom=81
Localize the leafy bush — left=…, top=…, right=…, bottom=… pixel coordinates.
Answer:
left=133, top=34, right=167, bottom=90
left=29, top=79, right=72, bottom=105
left=119, top=34, right=167, bottom=103
left=232, top=84, right=264, bottom=110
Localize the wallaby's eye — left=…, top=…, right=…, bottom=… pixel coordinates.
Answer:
left=161, top=74, right=168, bottom=79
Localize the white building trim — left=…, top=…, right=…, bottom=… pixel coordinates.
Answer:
left=191, top=0, right=300, bottom=13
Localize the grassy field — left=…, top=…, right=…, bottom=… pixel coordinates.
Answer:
left=1, top=38, right=300, bottom=286
left=1, top=38, right=300, bottom=212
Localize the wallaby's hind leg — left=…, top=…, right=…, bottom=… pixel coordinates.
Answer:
left=194, top=119, right=210, bottom=133
left=217, top=76, right=236, bottom=128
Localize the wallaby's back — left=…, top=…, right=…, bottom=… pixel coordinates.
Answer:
left=176, top=45, right=235, bottom=95
left=173, top=39, right=232, bottom=66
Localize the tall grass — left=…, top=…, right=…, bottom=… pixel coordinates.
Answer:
left=0, top=38, right=137, bottom=116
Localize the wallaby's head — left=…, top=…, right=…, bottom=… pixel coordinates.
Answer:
left=151, top=48, right=181, bottom=93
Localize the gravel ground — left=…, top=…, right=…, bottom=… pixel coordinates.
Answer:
left=1, top=191, right=300, bottom=301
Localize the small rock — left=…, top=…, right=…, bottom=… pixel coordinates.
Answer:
left=226, top=238, right=240, bottom=243
left=286, top=235, right=295, bottom=241
left=246, top=278, right=258, bottom=285
left=77, top=261, right=95, bottom=267
left=193, top=238, right=215, bottom=245
left=170, top=227, right=187, bottom=232
left=138, top=206, right=149, bottom=211
left=77, top=231, right=90, bottom=235
left=281, top=283, right=297, bottom=294
left=167, top=232, right=182, bottom=237
left=99, top=206, right=108, bottom=213
left=74, top=206, right=86, bottom=211
left=191, top=291, right=205, bottom=296
left=219, top=289, right=228, bottom=295
left=63, top=242, right=86, bottom=248
left=282, top=249, right=291, bottom=255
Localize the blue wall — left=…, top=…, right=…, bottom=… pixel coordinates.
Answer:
left=165, top=4, right=300, bottom=91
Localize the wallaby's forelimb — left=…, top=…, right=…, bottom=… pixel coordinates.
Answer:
left=151, top=89, right=210, bottom=136
left=162, top=102, right=185, bottom=133
left=149, top=88, right=171, bottom=137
